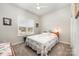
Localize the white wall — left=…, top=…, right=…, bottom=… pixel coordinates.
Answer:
left=41, top=6, right=71, bottom=43
left=0, top=4, right=40, bottom=45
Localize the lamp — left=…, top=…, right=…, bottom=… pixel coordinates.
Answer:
left=54, top=27, right=61, bottom=33
left=53, top=27, right=61, bottom=38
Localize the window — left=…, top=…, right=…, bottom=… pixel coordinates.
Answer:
left=17, top=16, right=34, bottom=36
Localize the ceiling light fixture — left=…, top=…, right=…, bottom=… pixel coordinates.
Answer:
left=36, top=6, right=40, bottom=10
left=36, top=3, right=40, bottom=10
left=36, top=3, right=48, bottom=10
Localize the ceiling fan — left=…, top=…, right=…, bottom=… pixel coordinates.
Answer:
left=36, top=3, right=48, bottom=10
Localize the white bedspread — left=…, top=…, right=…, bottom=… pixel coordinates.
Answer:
left=26, top=33, right=59, bottom=56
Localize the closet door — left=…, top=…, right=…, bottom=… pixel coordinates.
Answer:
left=71, top=3, right=79, bottom=56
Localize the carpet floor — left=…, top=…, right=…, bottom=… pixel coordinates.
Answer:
left=13, top=42, right=72, bottom=56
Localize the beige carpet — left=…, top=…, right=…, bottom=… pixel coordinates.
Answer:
left=12, top=42, right=72, bottom=56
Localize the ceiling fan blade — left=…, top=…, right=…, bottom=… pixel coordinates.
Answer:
left=40, top=6, right=48, bottom=7
left=36, top=3, right=48, bottom=8
left=36, top=3, right=40, bottom=6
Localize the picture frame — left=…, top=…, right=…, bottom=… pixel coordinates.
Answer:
left=36, top=23, right=39, bottom=28
left=3, top=17, right=12, bottom=26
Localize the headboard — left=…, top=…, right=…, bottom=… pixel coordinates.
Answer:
left=52, top=32, right=59, bottom=38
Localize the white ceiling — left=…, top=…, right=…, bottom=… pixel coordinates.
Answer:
left=12, top=3, right=71, bottom=16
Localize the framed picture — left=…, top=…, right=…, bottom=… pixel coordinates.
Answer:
left=3, top=17, right=12, bottom=26
left=36, top=23, right=39, bottom=28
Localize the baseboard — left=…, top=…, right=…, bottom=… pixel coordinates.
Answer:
left=12, top=41, right=23, bottom=46
left=59, top=41, right=70, bottom=45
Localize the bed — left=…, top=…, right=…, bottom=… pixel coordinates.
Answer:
left=26, top=32, right=59, bottom=56
left=0, top=43, right=15, bottom=56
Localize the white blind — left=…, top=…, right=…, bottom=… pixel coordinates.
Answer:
left=17, top=16, right=34, bottom=27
